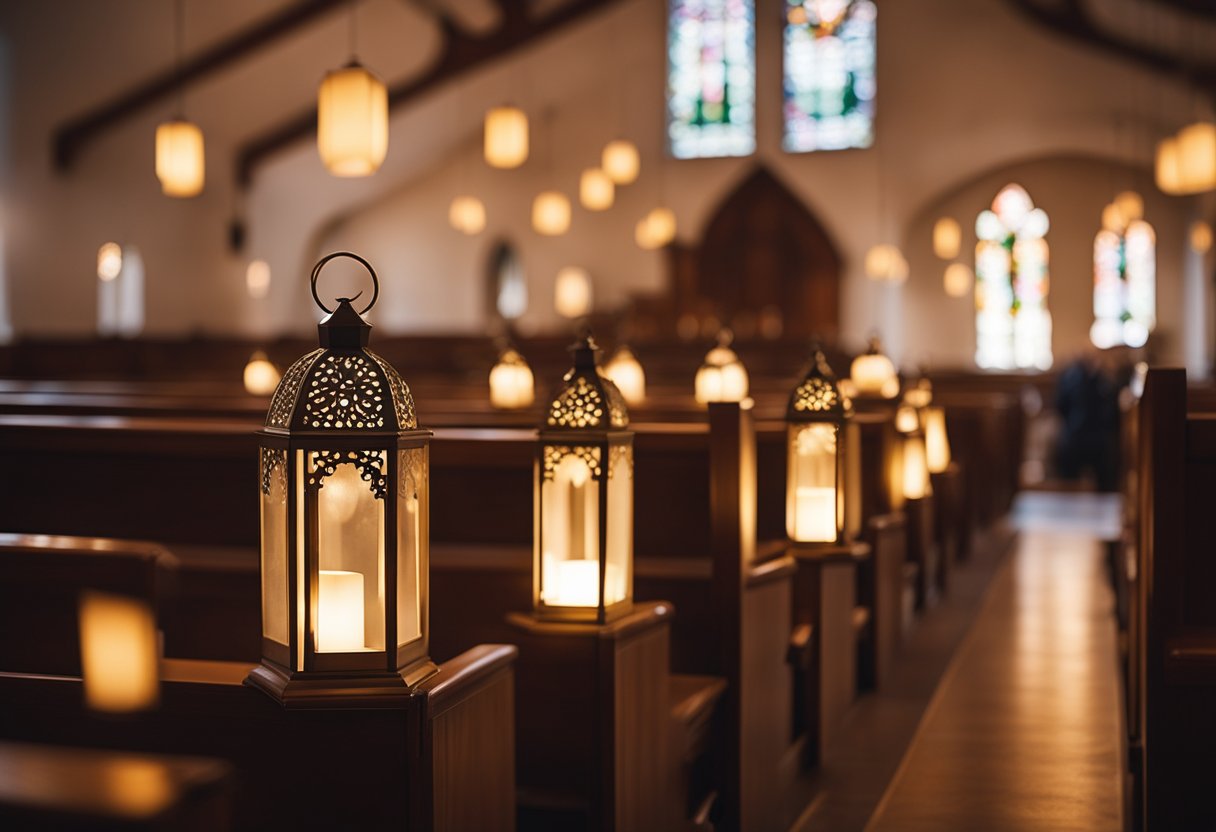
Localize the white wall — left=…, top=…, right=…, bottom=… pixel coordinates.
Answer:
left=1, top=0, right=1211, bottom=370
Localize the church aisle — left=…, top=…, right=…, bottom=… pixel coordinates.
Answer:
left=866, top=495, right=1124, bottom=831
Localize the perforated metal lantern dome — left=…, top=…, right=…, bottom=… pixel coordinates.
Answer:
left=534, top=334, right=634, bottom=623
left=247, top=252, right=435, bottom=707
left=786, top=348, right=851, bottom=545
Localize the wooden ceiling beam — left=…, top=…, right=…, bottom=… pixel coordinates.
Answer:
left=52, top=0, right=348, bottom=171
left=234, top=0, right=625, bottom=187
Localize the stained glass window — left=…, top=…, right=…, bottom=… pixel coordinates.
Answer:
left=974, top=185, right=1052, bottom=370
left=783, top=0, right=876, bottom=153
left=1091, top=206, right=1155, bottom=349
left=668, top=0, right=755, bottom=159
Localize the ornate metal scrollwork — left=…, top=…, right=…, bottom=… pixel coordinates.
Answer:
left=260, top=447, right=288, bottom=496
left=306, top=450, right=388, bottom=499
left=266, top=349, right=323, bottom=429
left=791, top=376, right=841, bottom=414
left=542, top=444, right=603, bottom=481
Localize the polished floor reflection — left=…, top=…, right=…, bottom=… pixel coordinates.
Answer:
left=867, top=494, right=1123, bottom=831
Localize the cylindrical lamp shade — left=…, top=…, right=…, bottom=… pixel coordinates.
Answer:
left=695, top=338, right=749, bottom=404
left=579, top=168, right=615, bottom=211
left=98, top=243, right=123, bottom=281
left=554, top=267, right=592, bottom=318
left=603, top=346, right=646, bottom=404
left=448, top=196, right=486, bottom=235
left=1156, top=137, right=1184, bottom=195
left=1192, top=221, right=1213, bottom=254
left=155, top=120, right=205, bottom=197
left=489, top=349, right=535, bottom=409
left=533, top=191, right=571, bottom=235
left=933, top=218, right=961, bottom=260
left=317, top=64, right=388, bottom=177
left=865, top=244, right=909, bottom=283
left=79, top=591, right=159, bottom=712
left=943, top=263, right=973, bottom=298
left=850, top=340, right=897, bottom=397
left=1178, top=122, right=1216, bottom=194
left=902, top=433, right=930, bottom=500
left=484, top=106, right=528, bottom=169
left=244, top=351, right=281, bottom=396
left=602, top=140, right=640, bottom=184
left=246, top=260, right=271, bottom=299
left=924, top=407, right=951, bottom=473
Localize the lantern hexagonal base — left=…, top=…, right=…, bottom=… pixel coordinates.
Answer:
left=531, top=599, right=633, bottom=626
left=245, top=658, right=438, bottom=709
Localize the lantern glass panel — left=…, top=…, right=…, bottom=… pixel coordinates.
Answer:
left=260, top=450, right=289, bottom=646
left=397, top=447, right=426, bottom=647
left=844, top=421, right=862, bottom=539
left=540, top=447, right=610, bottom=608
left=787, top=423, right=840, bottom=543
left=605, top=442, right=633, bottom=608
left=313, top=454, right=386, bottom=653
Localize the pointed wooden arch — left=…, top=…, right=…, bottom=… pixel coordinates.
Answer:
left=674, top=166, right=842, bottom=340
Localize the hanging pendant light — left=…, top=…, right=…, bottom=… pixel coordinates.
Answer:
left=485, top=106, right=529, bottom=169
left=317, top=61, right=388, bottom=177
left=579, top=168, right=615, bottom=211
left=246, top=259, right=271, bottom=299
left=532, top=191, right=571, bottom=236
left=1177, top=121, right=1216, bottom=194
left=448, top=196, right=486, bottom=235
left=932, top=218, right=961, bottom=260
left=1191, top=221, right=1213, bottom=254
left=636, top=207, right=676, bottom=250
left=943, top=263, right=972, bottom=298
left=554, top=267, right=593, bottom=318
left=602, top=140, right=640, bottom=185
left=864, top=244, right=908, bottom=283
left=155, top=119, right=205, bottom=197
left=1156, top=137, right=1184, bottom=195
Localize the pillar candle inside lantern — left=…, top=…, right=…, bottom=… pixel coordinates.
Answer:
left=317, top=569, right=366, bottom=652
left=794, top=486, right=837, bottom=542
left=543, top=556, right=625, bottom=608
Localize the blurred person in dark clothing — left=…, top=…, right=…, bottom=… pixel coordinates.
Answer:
left=1054, top=347, right=1129, bottom=492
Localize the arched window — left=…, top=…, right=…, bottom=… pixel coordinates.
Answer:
left=667, top=0, right=755, bottom=159
left=974, top=184, right=1052, bottom=370
left=1091, top=207, right=1155, bottom=349
left=782, top=0, right=876, bottom=153
left=487, top=242, right=527, bottom=323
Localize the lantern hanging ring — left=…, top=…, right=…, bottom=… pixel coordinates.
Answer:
left=310, top=251, right=379, bottom=315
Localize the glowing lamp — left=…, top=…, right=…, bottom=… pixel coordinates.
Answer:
left=535, top=334, right=633, bottom=623
left=489, top=348, right=535, bottom=410
left=246, top=259, right=271, bottom=299
left=244, top=351, right=281, bottom=396
left=484, top=106, right=529, bottom=169
left=636, top=207, right=677, bottom=249
left=864, top=244, right=908, bottom=283
left=1192, top=221, right=1213, bottom=254
left=902, top=432, right=931, bottom=501
left=933, top=218, right=961, bottom=260
left=695, top=332, right=749, bottom=404
left=943, top=263, right=973, bottom=298
left=1156, top=137, right=1184, bottom=195
left=448, top=196, right=486, bottom=235
left=1101, top=202, right=1127, bottom=234
left=98, top=243, right=123, bottom=281
left=603, top=346, right=646, bottom=404
left=246, top=252, right=436, bottom=706
left=924, top=406, right=951, bottom=473
left=1115, top=191, right=1144, bottom=223
left=1178, top=122, right=1216, bottom=194
left=786, top=348, right=850, bottom=545
left=317, top=63, right=387, bottom=177
left=895, top=405, right=919, bottom=434
left=850, top=337, right=898, bottom=398
left=533, top=191, right=571, bottom=236
left=554, top=267, right=593, bottom=318
left=79, top=591, right=159, bottom=713
left=155, top=119, right=204, bottom=197
left=602, top=140, right=640, bottom=185
left=904, top=376, right=932, bottom=409
left=579, top=168, right=615, bottom=211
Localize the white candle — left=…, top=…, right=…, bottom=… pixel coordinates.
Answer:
left=794, top=486, right=837, bottom=542
left=543, top=558, right=623, bottom=607
left=317, top=569, right=365, bottom=652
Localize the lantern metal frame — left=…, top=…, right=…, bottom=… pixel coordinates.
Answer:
left=534, top=334, right=634, bottom=624
left=246, top=252, right=436, bottom=707
left=786, top=348, right=851, bottom=547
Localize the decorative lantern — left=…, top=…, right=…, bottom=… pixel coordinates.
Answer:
left=943, top=263, right=973, bottom=298
left=786, top=348, right=850, bottom=545
left=244, top=351, right=281, bottom=396
left=489, top=347, right=535, bottom=410
left=850, top=337, right=898, bottom=398
left=902, top=430, right=931, bottom=500
left=317, top=62, right=388, bottom=177
left=603, top=346, right=646, bottom=404
left=554, top=267, right=593, bottom=318
left=695, top=331, right=749, bottom=404
left=155, top=119, right=205, bottom=197
left=933, top=218, right=961, bottom=260
left=448, top=196, right=486, bottom=235
left=602, top=140, right=640, bottom=185
left=533, top=191, right=572, bottom=236
left=579, top=168, right=615, bottom=211
left=484, top=106, right=529, bottom=169
left=534, top=334, right=633, bottom=623
left=924, top=406, right=951, bottom=474
left=246, top=252, right=435, bottom=706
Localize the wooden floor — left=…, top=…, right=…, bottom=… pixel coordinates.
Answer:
left=866, top=493, right=1124, bottom=831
